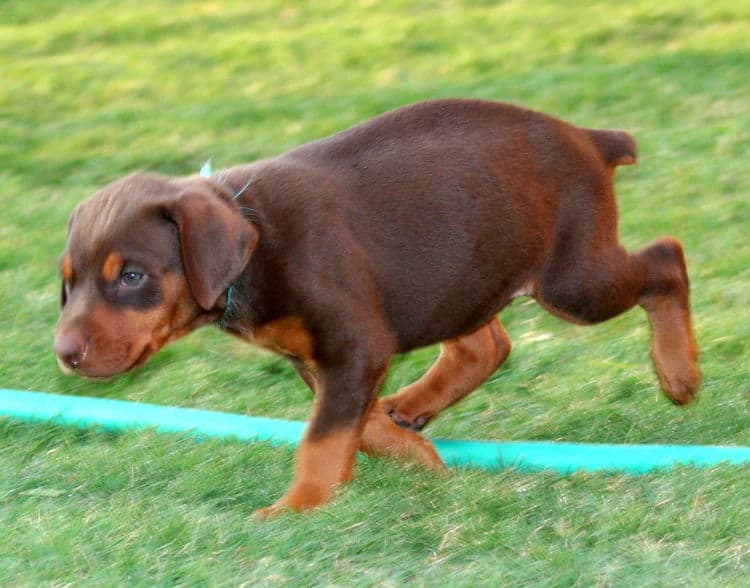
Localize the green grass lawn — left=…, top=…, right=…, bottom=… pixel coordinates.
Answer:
left=1, top=0, right=749, bottom=584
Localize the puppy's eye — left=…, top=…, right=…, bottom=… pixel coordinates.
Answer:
left=120, top=271, right=144, bottom=287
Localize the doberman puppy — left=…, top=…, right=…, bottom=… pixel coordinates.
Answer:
left=55, top=99, right=701, bottom=516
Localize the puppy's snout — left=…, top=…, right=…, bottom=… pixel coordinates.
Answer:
left=55, top=331, right=88, bottom=371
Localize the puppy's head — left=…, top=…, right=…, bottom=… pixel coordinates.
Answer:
left=55, top=173, right=257, bottom=379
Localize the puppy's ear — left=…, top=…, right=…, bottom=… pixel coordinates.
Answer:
left=164, top=185, right=258, bottom=310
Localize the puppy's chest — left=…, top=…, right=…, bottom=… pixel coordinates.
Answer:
left=233, top=316, right=315, bottom=361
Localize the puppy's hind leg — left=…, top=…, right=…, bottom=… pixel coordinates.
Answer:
left=380, top=317, right=512, bottom=430
left=535, top=238, right=700, bottom=405
left=635, top=238, right=700, bottom=404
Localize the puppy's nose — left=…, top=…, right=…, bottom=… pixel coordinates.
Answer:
left=55, top=332, right=87, bottom=370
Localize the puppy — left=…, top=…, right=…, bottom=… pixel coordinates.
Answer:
left=56, top=99, right=700, bottom=515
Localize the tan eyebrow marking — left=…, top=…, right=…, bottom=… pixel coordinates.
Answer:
left=101, top=252, right=124, bottom=283
left=61, top=254, right=74, bottom=282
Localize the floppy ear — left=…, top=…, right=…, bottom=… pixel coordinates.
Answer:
left=164, top=190, right=258, bottom=310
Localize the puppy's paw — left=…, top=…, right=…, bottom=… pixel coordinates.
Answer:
left=361, top=406, right=445, bottom=471
left=378, top=397, right=432, bottom=431
left=254, top=481, right=335, bottom=519
left=659, top=364, right=702, bottom=405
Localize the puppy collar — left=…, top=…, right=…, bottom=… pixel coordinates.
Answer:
left=218, top=285, right=237, bottom=329
left=199, top=159, right=213, bottom=178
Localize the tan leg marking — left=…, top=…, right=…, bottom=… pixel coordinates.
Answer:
left=380, top=316, right=511, bottom=429
left=290, top=360, right=442, bottom=468
left=641, top=293, right=701, bottom=404
left=360, top=404, right=444, bottom=470
left=255, top=428, right=360, bottom=518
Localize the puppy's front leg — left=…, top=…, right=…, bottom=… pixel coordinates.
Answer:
left=255, top=347, right=391, bottom=517
left=289, top=358, right=444, bottom=470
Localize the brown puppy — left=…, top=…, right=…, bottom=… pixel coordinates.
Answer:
left=55, top=99, right=700, bottom=515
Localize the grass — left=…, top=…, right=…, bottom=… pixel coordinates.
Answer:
left=1, top=0, right=749, bottom=584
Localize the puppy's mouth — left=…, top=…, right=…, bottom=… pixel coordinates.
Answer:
left=131, top=342, right=157, bottom=370
left=58, top=341, right=158, bottom=381
left=106, top=342, right=159, bottom=378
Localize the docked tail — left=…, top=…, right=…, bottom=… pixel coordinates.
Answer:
left=588, top=129, right=637, bottom=167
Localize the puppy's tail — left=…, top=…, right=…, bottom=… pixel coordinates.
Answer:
left=587, top=129, right=637, bottom=167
